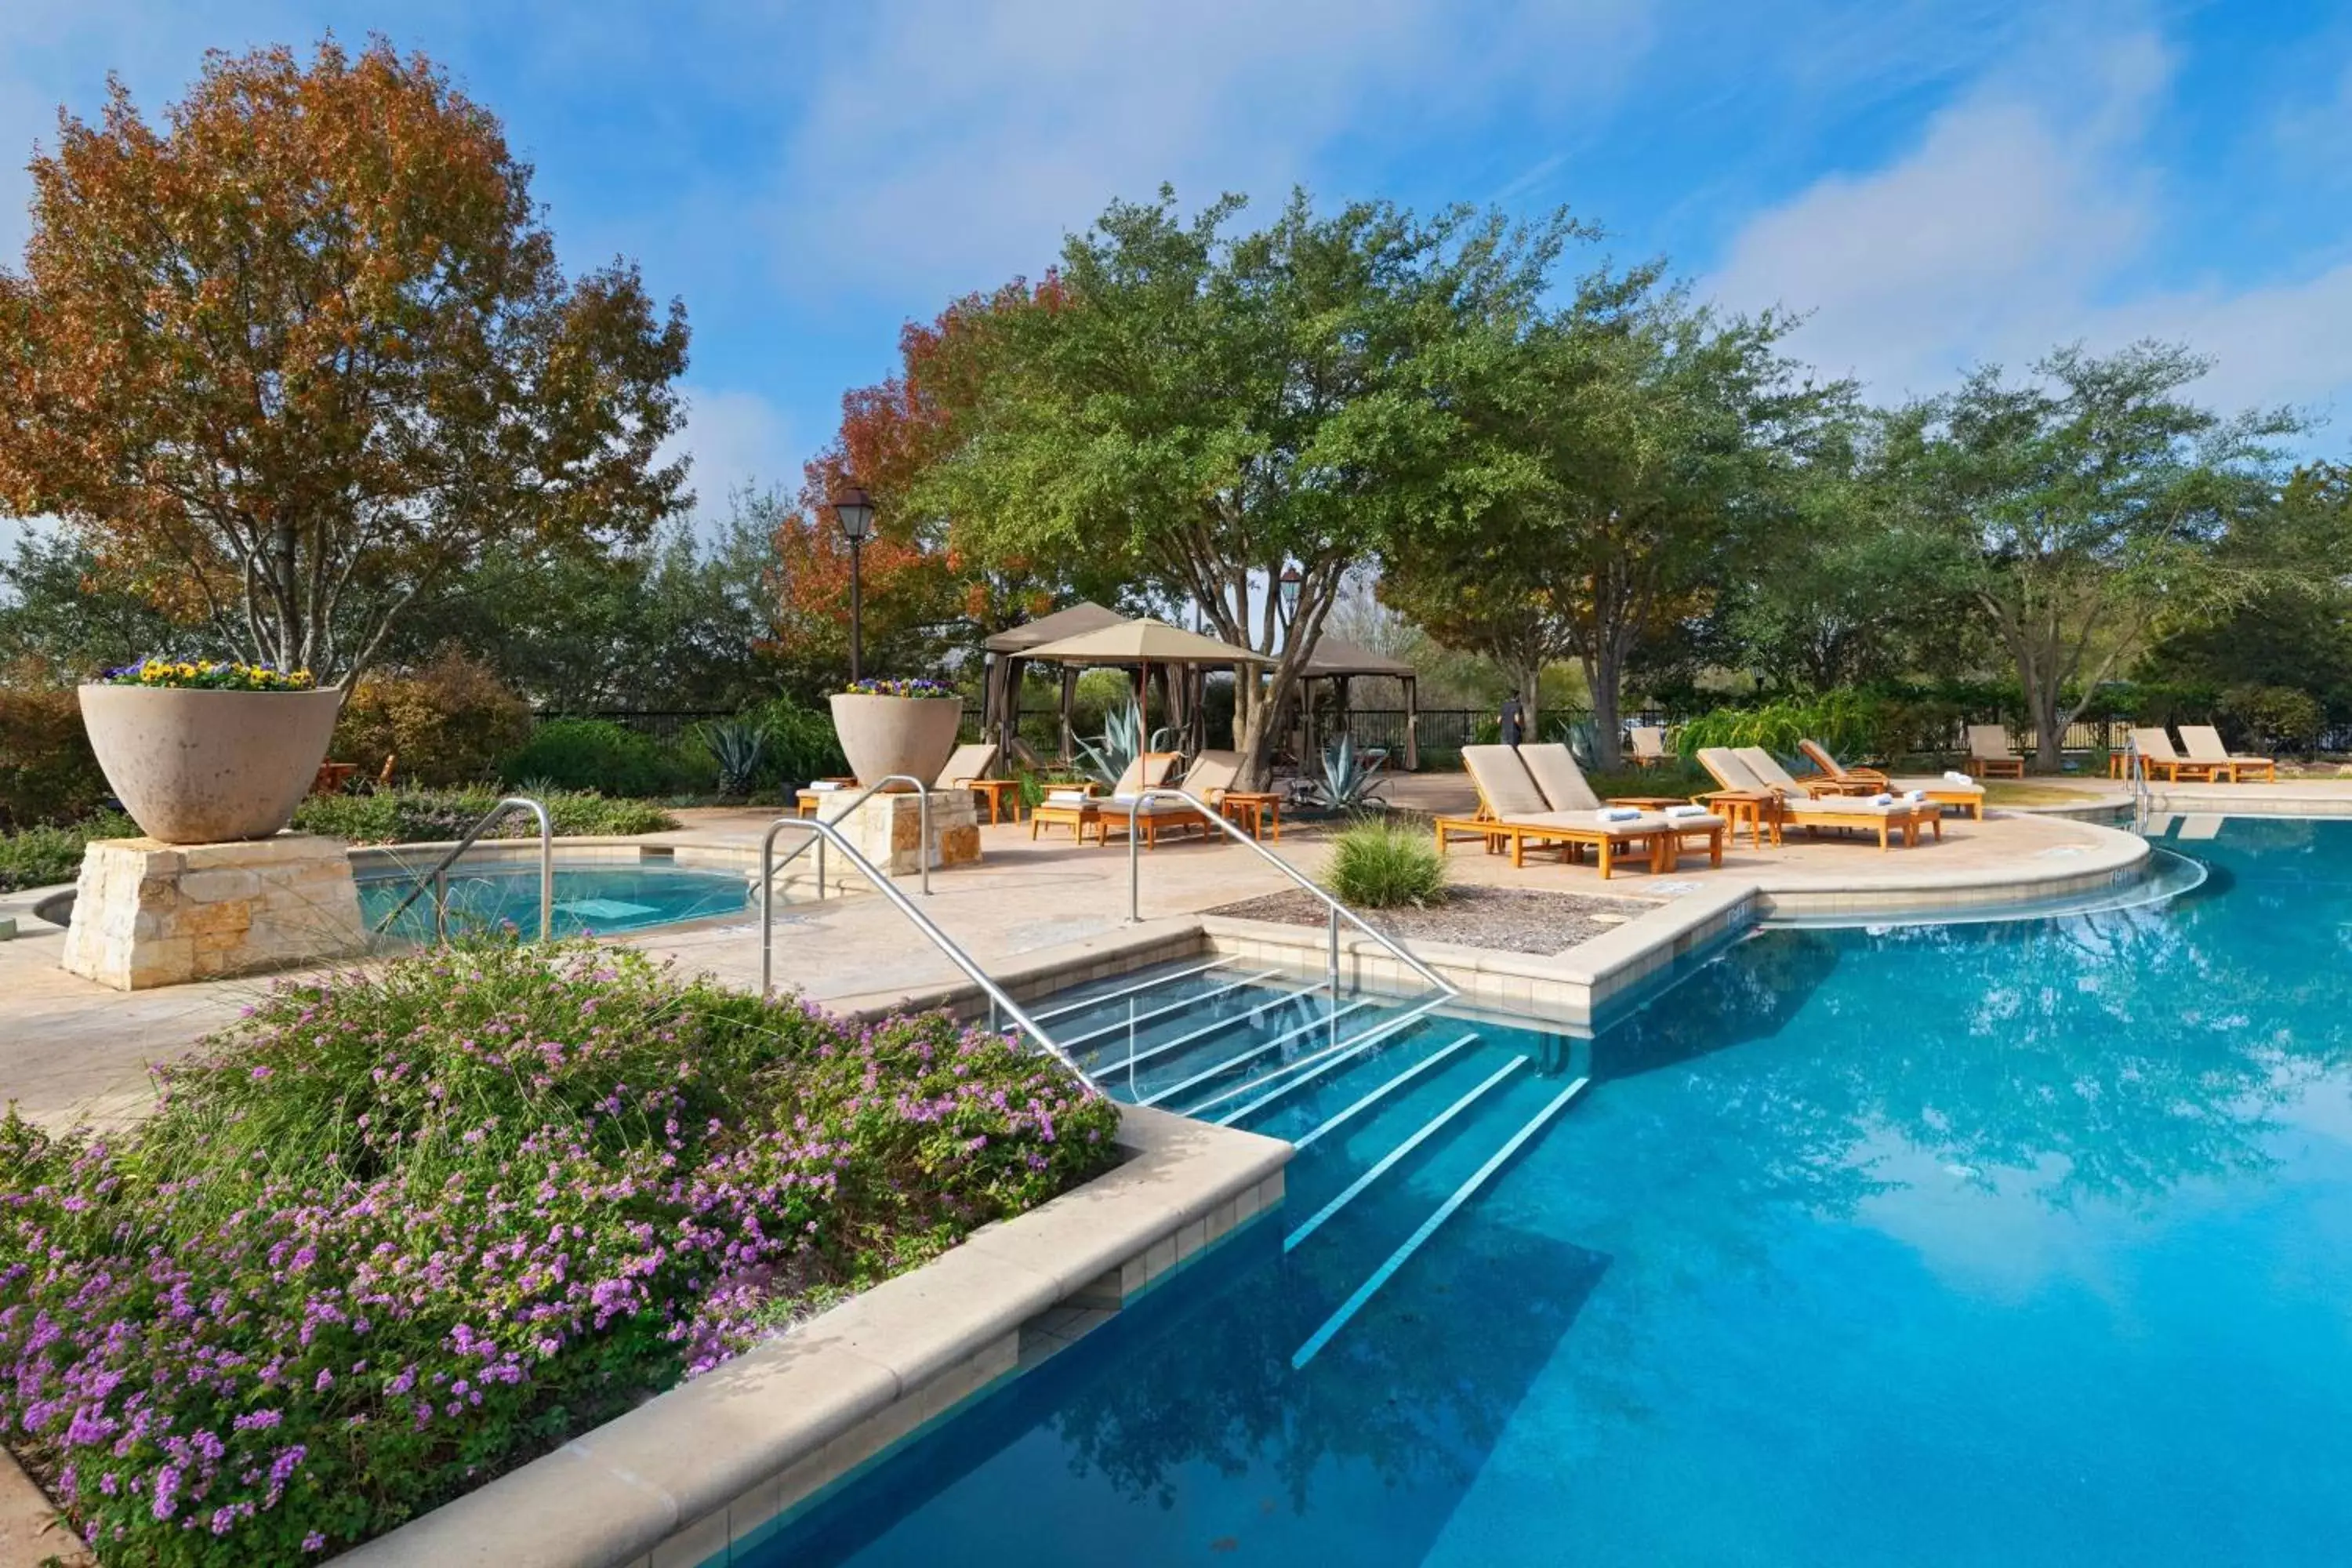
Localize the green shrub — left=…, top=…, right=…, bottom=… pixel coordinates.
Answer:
left=292, top=787, right=676, bottom=844
left=0, top=684, right=108, bottom=828
left=1324, top=816, right=1449, bottom=908
left=0, top=809, right=134, bottom=891
left=743, top=695, right=848, bottom=786
left=500, top=717, right=696, bottom=797
left=1675, top=689, right=1890, bottom=762
left=2220, top=684, right=2326, bottom=754
left=0, top=941, right=1118, bottom=1564
left=335, top=648, right=533, bottom=787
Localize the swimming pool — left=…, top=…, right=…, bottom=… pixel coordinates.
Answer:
left=357, top=859, right=752, bottom=941
left=749, top=815, right=2352, bottom=1566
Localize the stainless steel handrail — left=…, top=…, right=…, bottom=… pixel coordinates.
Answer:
left=767, top=775, right=933, bottom=898
left=2124, top=734, right=2151, bottom=830
left=757, top=816, right=1086, bottom=1080
left=370, top=796, right=553, bottom=942
left=1119, top=787, right=1459, bottom=999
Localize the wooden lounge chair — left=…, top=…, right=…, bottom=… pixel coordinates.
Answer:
left=1437, top=745, right=1722, bottom=877
left=1809, top=739, right=1989, bottom=821
left=2179, top=724, right=2274, bottom=783
left=1628, top=726, right=1670, bottom=769
left=2128, top=727, right=2230, bottom=785
left=1796, top=739, right=1889, bottom=790
left=1030, top=751, right=1179, bottom=843
left=1736, top=746, right=1871, bottom=801
left=1964, top=724, right=2025, bottom=779
left=1094, top=751, right=1240, bottom=849
left=1697, top=749, right=1940, bottom=851
left=1519, top=742, right=1725, bottom=869
left=936, top=742, right=1022, bottom=823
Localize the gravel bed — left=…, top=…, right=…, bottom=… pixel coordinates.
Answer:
left=1207, top=884, right=1657, bottom=956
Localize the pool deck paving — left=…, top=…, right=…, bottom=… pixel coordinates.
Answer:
left=7, top=771, right=2351, bottom=1132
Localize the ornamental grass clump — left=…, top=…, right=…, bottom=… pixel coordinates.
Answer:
left=1324, top=817, right=1449, bottom=909
left=0, top=942, right=1116, bottom=1565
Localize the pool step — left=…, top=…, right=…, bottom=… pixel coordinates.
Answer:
left=1291, top=1073, right=1589, bottom=1370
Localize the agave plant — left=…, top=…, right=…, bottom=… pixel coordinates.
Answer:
left=699, top=719, right=771, bottom=797
left=1072, top=700, right=1176, bottom=793
left=1296, top=733, right=1388, bottom=811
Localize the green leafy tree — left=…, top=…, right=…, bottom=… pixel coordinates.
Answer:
left=1385, top=274, right=1848, bottom=764
left=1878, top=343, right=2302, bottom=771
left=918, top=187, right=1567, bottom=786
left=0, top=38, right=690, bottom=684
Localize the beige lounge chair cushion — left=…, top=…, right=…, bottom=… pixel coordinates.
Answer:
left=1519, top=742, right=1602, bottom=812
left=935, top=742, right=999, bottom=788
left=1110, top=750, right=1181, bottom=795
left=1733, top=746, right=1808, bottom=797
left=1780, top=796, right=1927, bottom=818
left=1696, top=747, right=1765, bottom=793
left=1180, top=750, right=1241, bottom=800
left=1966, top=724, right=2018, bottom=760
left=2129, top=727, right=2182, bottom=763
left=2178, top=724, right=2268, bottom=764
left=1463, top=745, right=1550, bottom=819
left=1629, top=726, right=1668, bottom=758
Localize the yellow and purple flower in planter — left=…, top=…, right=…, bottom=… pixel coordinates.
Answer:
left=839, top=677, right=956, bottom=699
left=101, top=659, right=317, bottom=692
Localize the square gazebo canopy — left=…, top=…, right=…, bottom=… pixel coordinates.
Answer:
left=1294, top=633, right=1421, bottom=771
left=980, top=601, right=1131, bottom=762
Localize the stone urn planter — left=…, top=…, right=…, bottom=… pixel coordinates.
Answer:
left=79, top=684, right=345, bottom=844
left=829, top=691, right=961, bottom=790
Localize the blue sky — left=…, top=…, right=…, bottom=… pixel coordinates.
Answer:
left=5, top=0, right=2350, bottom=524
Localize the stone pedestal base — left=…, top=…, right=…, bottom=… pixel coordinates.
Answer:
left=62, top=833, right=369, bottom=990
left=812, top=790, right=981, bottom=877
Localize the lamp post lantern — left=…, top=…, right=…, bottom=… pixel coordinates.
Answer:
left=831, top=487, right=876, bottom=682
left=1276, top=564, right=1303, bottom=627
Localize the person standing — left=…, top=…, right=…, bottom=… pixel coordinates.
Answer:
left=1498, top=689, right=1525, bottom=748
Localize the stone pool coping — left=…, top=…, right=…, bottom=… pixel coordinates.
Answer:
left=878, top=816, right=2154, bottom=1031
left=336, top=1103, right=1289, bottom=1568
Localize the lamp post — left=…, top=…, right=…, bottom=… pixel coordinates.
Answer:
left=1276, top=564, right=1302, bottom=628
left=830, top=487, right=876, bottom=683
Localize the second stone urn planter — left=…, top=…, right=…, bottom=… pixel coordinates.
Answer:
left=79, top=684, right=345, bottom=844
left=829, top=690, right=962, bottom=790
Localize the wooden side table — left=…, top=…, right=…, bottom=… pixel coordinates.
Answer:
left=1697, top=789, right=1779, bottom=848
left=1029, top=797, right=1100, bottom=843
left=1217, top=791, right=1282, bottom=841
left=963, top=778, right=1023, bottom=825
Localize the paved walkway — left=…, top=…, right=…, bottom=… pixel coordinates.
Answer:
left=9, top=770, right=2349, bottom=1133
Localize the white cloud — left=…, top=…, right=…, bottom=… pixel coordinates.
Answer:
left=1704, top=24, right=2352, bottom=436
left=771, top=0, right=1653, bottom=297
left=662, top=385, right=794, bottom=534
left=1708, top=31, right=2168, bottom=398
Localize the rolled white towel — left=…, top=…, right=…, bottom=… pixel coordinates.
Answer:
left=1664, top=803, right=1714, bottom=818
left=1109, top=793, right=1139, bottom=804
left=1867, top=792, right=1896, bottom=805
left=808, top=779, right=844, bottom=792
left=1044, top=789, right=1091, bottom=805
left=1903, top=789, right=1929, bottom=803
left=1941, top=770, right=1973, bottom=786
left=1595, top=805, right=1643, bottom=822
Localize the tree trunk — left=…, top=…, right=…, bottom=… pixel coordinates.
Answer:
left=1518, top=662, right=1544, bottom=743
left=1587, top=649, right=1625, bottom=771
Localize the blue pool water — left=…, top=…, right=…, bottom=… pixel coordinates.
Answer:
left=357, top=861, right=751, bottom=941
left=750, top=816, right=2352, bottom=1566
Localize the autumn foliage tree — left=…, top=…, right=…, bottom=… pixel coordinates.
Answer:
left=0, top=38, right=691, bottom=685
left=766, top=281, right=1075, bottom=688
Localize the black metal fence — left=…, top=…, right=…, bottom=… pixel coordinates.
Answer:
left=545, top=705, right=2352, bottom=767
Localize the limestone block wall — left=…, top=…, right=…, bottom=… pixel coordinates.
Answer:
left=62, top=834, right=370, bottom=990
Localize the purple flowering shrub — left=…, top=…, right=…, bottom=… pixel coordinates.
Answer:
left=0, top=942, right=1117, bottom=1565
